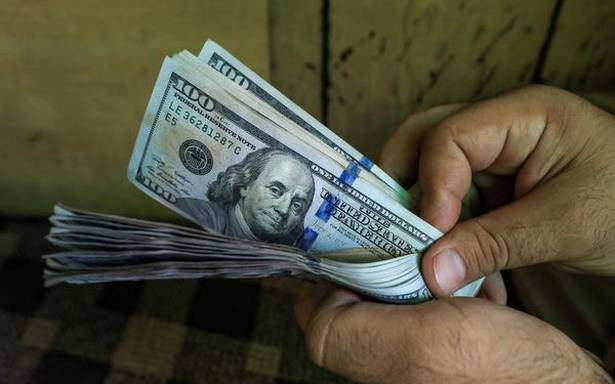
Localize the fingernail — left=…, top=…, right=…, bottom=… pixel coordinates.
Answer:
left=434, top=249, right=466, bottom=294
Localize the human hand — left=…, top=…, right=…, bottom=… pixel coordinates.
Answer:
left=381, top=85, right=615, bottom=298
left=295, top=282, right=612, bottom=383
left=294, top=86, right=615, bottom=383
left=379, top=103, right=508, bottom=303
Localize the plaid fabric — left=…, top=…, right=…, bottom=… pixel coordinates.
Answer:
left=2, top=219, right=614, bottom=382
left=0, top=220, right=348, bottom=384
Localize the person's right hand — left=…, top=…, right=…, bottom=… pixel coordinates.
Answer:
left=380, top=85, right=615, bottom=298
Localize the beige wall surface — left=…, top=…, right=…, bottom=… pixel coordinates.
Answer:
left=0, top=0, right=269, bottom=218
left=269, top=0, right=323, bottom=120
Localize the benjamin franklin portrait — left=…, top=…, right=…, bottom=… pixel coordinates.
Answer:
left=176, top=147, right=315, bottom=245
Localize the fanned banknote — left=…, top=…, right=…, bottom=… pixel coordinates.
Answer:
left=44, top=40, right=483, bottom=303
left=198, top=40, right=410, bottom=204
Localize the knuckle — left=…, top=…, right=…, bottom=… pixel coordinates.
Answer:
left=433, top=118, right=458, bottom=138
left=521, top=84, right=571, bottom=103
left=455, top=219, right=511, bottom=277
left=420, top=126, right=458, bottom=165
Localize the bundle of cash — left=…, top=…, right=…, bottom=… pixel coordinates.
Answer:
left=44, top=40, right=483, bottom=303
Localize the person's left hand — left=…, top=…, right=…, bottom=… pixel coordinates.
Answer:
left=295, top=282, right=610, bottom=383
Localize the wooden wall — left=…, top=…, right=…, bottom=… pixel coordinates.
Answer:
left=1, top=0, right=614, bottom=217
left=269, top=0, right=323, bottom=120
left=270, top=0, right=615, bottom=160
left=0, top=0, right=269, bottom=218
left=542, top=0, right=615, bottom=90
left=327, top=0, right=555, bottom=158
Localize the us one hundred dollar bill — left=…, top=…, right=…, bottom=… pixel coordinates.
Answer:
left=44, top=40, right=483, bottom=303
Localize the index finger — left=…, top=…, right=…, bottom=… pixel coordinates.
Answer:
left=418, top=86, right=550, bottom=231
left=378, top=104, right=466, bottom=187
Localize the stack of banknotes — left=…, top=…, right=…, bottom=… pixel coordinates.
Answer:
left=44, top=40, right=483, bottom=304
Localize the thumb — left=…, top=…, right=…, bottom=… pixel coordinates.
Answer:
left=421, top=181, right=571, bottom=297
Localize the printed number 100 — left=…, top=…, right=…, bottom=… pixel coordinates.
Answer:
left=210, top=59, right=250, bottom=90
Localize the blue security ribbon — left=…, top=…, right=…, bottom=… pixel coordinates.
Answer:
left=297, top=227, right=320, bottom=251
left=299, top=161, right=363, bottom=251
left=358, top=155, right=374, bottom=170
